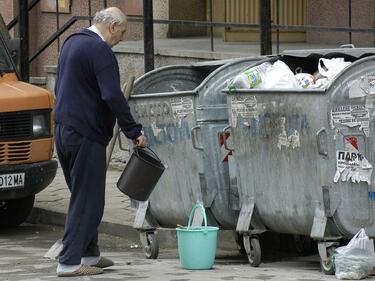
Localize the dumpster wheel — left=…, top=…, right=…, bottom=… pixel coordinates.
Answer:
left=243, top=236, right=261, bottom=267
left=140, top=231, right=159, bottom=259
left=320, top=247, right=335, bottom=275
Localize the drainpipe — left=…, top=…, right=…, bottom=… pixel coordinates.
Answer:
left=259, top=0, right=272, bottom=55
left=143, top=0, right=154, bottom=73
left=19, top=0, right=29, bottom=81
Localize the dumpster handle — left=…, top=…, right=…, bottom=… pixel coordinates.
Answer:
left=316, top=127, right=328, bottom=156
left=191, top=126, right=203, bottom=151
left=223, top=125, right=234, bottom=151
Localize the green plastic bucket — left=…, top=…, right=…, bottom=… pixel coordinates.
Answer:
left=176, top=203, right=219, bottom=270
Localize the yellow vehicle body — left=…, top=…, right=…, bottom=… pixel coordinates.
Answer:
left=0, top=18, right=57, bottom=227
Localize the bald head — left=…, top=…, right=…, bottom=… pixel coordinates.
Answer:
left=93, top=7, right=126, bottom=26
left=93, top=7, right=128, bottom=47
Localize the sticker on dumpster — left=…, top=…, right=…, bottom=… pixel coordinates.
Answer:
left=334, top=143, right=373, bottom=185
left=330, top=105, right=369, bottom=136
left=170, top=97, right=194, bottom=119
left=277, top=117, right=300, bottom=150
left=349, top=76, right=375, bottom=98
left=230, top=96, right=258, bottom=127
left=368, top=76, right=375, bottom=95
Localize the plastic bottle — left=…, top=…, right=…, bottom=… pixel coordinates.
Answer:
left=228, top=62, right=272, bottom=92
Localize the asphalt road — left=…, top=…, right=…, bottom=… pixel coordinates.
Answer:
left=0, top=223, right=346, bottom=281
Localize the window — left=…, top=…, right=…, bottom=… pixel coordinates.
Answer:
left=41, top=0, right=71, bottom=14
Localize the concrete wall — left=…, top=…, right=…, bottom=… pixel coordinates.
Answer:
left=153, top=0, right=169, bottom=39
left=0, top=0, right=15, bottom=32
left=45, top=42, right=245, bottom=96
left=306, top=0, right=375, bottom=46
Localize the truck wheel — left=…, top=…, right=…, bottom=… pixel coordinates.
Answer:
left=0, top=195, right=35, bottom=227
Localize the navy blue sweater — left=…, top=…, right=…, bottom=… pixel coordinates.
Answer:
left=54, top=29, right=142, bottom=145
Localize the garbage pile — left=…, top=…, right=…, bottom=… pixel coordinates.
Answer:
left=228, top=57, right=352, bottom=91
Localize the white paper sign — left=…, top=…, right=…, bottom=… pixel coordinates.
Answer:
left=330, top=105, right=369, bottom=136
left=230, top=96, right=258, bottom=127
left=170, top=97, right=194, bottom=118
left=334, top=150, right=373, bottom=185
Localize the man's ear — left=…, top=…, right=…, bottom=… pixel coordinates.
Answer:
left=109, top=22, right=116, bottom=34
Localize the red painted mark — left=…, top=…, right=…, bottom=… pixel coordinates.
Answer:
left=346, top=136, right=359, bottom=150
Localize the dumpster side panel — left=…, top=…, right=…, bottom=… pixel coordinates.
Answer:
left=196, top=57, right=264, bottom=228
left=230, top=92, right=328, bottom=235
left=131, top=95, right=203, bottom=227
left=326, top=57, right=375, bottom=237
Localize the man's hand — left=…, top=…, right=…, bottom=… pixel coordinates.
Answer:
left=133, top=134, right=147, bottom=148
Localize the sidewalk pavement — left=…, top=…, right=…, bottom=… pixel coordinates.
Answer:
left=28, top=158, right=142, bottom=241
left=28, top=156, right=237, bottom=250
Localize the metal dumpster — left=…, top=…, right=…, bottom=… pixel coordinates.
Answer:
left=224, top=48, right=375, bottom=273
left=127, top=57, right=262, bottom=259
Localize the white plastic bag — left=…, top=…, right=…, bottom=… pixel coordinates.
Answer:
left=318, top=58, right=351, bottom=81
left=334, top=229, right=375, bottom=280
left=262, top=60, right=299, bottom=89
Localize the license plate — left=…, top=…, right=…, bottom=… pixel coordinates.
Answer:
left=0, top=173, right=25, bottom=189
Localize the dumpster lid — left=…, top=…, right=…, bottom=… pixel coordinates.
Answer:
left=282, top=48, right=375, bottom=60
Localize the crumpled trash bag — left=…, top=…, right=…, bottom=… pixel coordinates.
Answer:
left=334, top=253, right=375, bottom=280
left=334, top=229, right=375, bottom=280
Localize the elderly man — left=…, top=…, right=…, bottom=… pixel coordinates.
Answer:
left=54, top=7, right=147, bottom=277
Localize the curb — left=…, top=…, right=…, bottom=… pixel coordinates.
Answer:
left=27, top=207, right=177, bottom=247
left=27, top=207, right=239, bottom=251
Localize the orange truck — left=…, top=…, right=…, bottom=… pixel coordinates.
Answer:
left=0, top=16, right=57, bottom=227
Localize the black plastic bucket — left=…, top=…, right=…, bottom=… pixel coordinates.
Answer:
left=117, top=147, right=165, bottom=201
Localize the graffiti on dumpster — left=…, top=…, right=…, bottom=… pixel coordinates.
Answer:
left=330, top=105, right=369, bottom=137
left=334, top=137, right=373, bottom=185
left=277, top=116, right=300, bottom=150
left=142, top=120, right=191, bottom=146
left=230, top=96, right=309, bottom=149
left=134, top=101, right=171, bottom=118
left=133, top=97, right=194, bottom=120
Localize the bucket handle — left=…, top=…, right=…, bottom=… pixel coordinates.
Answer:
left=187, top=203, right=208, bottom=233
left=134, top=146, right=163, bottom=168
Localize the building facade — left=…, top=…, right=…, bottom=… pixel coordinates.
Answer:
left=0, top=0, right=374, bottom=77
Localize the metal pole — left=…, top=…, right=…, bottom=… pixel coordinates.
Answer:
left=56, top=0, right=60, bottom=52
left=143, top=0, right=154, bottom=72
left=19, top=0, right=29, bottom=81
left=89, top=0, right=92, bottom=26
left=259, top=0, right=272, bottom=55
left=276, top=0, right=280, bottom=54
left=348, top=0, right=352, bottom=44
left=209, top=0, right=214, bottom=52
